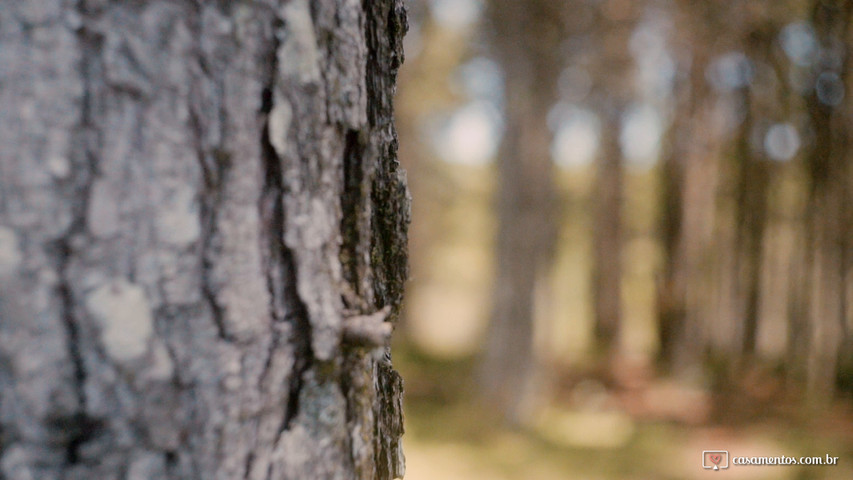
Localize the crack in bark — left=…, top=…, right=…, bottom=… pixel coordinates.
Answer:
left=258, top=17, right=286, bottom=394
left=50, top=2, right=107, bottom=466
left=259, top=16, right=314, bottom=436
left=260, top=114, right=313, bottom=435
left=196, top=145, right=232, bottom=342
left=187, top=0, right=234, bottom=343
left=340, top=129, right=365, bottom=301
left=55, top=240, right=89, bottom=465
left=192, top=74, right=232, bottom=342
left=272, top=159, right=313, bottom=436
left=242, top=450, right=255, bottom=480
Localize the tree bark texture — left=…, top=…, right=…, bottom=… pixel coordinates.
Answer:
left=480, top=0, right=561, bottom=424
left=0, top=1, right=408, bottom=479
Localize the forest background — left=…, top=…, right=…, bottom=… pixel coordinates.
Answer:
left=395, top=0, right=853, bottom=478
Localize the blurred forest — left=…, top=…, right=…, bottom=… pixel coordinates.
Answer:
left=393, top=0, right=853, bottom=478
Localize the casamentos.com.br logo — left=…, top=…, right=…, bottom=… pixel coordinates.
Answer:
left=702, top=450, right=840, bottom=471
left=732, top=454, right=839, bottom=466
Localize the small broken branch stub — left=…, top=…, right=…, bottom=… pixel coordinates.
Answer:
left=343, top=306, right=393, bottom=348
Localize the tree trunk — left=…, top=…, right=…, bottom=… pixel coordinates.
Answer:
left=592, top=107, right=624, bottom=355
left=0, top=1, right=408, bottom=479
left=480, top=0, right=561, bottom=424
left=657, top=142, right=685, bottom=369
left=728, top=60, right=772, bottom=362
left=656, top=37, right=722, bottom=373
left=726, top=19, right=786, bottom=370
left=587, top=1, right=640, bottom=356
left=655, top=1, right=755, bottom=372
left=798, top=0, right=852, bottom=401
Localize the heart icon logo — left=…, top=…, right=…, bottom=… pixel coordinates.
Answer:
left=703, top=451, right=728, bottom=470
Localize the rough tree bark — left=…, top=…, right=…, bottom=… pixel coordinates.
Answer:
left=0, top=1, right=408, bottom=479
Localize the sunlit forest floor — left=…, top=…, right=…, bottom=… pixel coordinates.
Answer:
left=397, top=163, right=853, bottom=479
left=396, top=345, right=853, bottom=480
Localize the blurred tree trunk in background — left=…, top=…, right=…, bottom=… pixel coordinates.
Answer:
left=480, top=0, right=562, bottom=424
left=657, top=0, right=853, bottom=402
left=729, top=77, right=767, bottom=361
left=588, top=1, right=640, bottom=356
left=0, top=1, right=408, bottom=478
left=656, top=1, right=727, bottom=373
left=657, top=137, right=686, bottom=369
left=797, top=0, right=853, bottom=401
left=725, top=17, right=780, bottom=367
left=592, top=118, right=624, bottom=354
left=658, top=2, right=779, bottom=375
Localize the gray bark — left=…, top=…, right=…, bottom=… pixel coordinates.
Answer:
left=0, top=1, right=408, bottom=479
